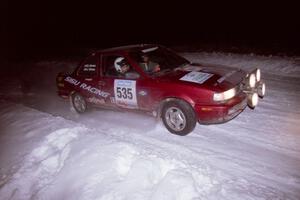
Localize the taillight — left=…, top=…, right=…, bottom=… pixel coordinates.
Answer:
left=56, top=74, right=65, bottom=87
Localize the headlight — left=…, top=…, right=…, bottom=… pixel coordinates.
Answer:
left=213, top=88, right=236, bottom=101
left=249, top=73, right=256, bottom=88
left=255, top=68, right=261, bottom=82
left=247, top=92, right=258, bottom=108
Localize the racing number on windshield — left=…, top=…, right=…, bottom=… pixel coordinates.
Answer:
left=116, top=87, right=133, bottom=99
left=114, top=79, right=137, bottom=108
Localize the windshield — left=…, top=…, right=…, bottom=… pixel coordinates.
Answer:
left=129, top=46, right=190, bottom=76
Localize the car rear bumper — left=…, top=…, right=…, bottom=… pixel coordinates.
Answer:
left=195, top=93, right=247, bottom=124
left=57, top=90, right=69, bottom=99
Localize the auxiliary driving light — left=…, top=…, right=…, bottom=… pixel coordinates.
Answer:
left=248, top=92, right=258, bottom=108
left=255, top=68, right=261, bottom=82
left=258, top=82, right=265, bottom=98
left=249, top=74, right=256, bottom=88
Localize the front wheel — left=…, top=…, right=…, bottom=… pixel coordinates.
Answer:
left=161, top=100, right=196, bottom=136
left=71, top=93, right=87, bottom=113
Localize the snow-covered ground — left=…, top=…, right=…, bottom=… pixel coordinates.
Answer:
left=0, top=52, right=300, bottom=200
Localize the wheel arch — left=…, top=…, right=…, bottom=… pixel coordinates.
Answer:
left=69, top=90, right=77, bottom=105
left=156, top=96, right=196, bottom=119
left=159, top=97, right=197, bottom=136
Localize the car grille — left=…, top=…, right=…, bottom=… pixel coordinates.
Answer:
left=235, top=82, right=243, bottom=95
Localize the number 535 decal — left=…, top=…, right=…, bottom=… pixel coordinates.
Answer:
left=116, top=87, right=133, bottom=99
left=114, top=79, right=137, bottom=108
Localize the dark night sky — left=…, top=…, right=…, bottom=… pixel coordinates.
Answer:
left=3, top=1, right=300, bottom=58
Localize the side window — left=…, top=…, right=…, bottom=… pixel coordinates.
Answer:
left=102, top=55, right=140, bottom=79
left=102, top=55, right=121, bottom=77
left=77, top=54, right=98, bottom=77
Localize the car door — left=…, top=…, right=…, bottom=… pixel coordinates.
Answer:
left=100, top=53, right=146, bottom=110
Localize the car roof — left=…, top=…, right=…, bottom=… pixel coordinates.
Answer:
left=98, top=44, right=160, bottom=54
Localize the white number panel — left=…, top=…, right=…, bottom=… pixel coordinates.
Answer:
left=180, top=71, right=213, bottom=84
left=114, top=79, right=137, bottom=108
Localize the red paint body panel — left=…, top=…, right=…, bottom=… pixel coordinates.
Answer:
left=56, top=44, right=250, bottom=124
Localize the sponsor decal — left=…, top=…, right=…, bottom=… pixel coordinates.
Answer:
left=138, top=90, right=147, bottom=96
left=79, top=83, right=110, bottom=98
left=87, top=97, right=105, bottom=104
left=64, top=76, right=110, bottom=98
left=114, top=79, right=137, bottom=108
left=180, top=71, right=213, bottom=84
left=83, top=64, right=96, bottom=72
left=65, top=76, right=80, bottom=86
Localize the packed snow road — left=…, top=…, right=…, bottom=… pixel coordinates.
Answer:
left=0, top=52, right=300, bottom=199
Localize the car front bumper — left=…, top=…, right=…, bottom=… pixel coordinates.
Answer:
left=195, top=93, right=248, bottom=124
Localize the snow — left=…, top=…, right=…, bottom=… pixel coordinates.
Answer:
left=1, top=52, right=300, bottom=199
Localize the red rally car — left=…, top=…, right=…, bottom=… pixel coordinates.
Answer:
left=56, top=44, right=266, bottom=135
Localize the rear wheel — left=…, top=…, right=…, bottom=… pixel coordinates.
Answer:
left=161, top=100, right=196, bottom=136
left=71, top=93, right=87, bottom=113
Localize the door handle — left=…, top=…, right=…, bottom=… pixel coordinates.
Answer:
left=98, top=81, right=106, bottom=86
left=84, top=78, right=93, bottom=81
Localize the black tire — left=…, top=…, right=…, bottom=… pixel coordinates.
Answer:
left=71, top=93, right=87, bottom=113
left=161, top=100, right=196, bottom=136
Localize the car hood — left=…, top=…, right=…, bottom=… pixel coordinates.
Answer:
left=157, top=63, right=246, bottom=92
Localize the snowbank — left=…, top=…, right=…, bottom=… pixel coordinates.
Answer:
left=0, top=101, right=213, bottom=200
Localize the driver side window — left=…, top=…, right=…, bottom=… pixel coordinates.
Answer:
left=102, top=55, right=139, bottom=79
left=103, top=55, right=120, bottom=77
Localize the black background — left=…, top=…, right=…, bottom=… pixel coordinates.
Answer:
left=3, top=1, right=300, bottom=59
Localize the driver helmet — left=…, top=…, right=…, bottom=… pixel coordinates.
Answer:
left=114, top=57, right=127, bottom=72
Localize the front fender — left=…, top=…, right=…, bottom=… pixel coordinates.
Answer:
left=156, top=96, right=195, bottom=118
